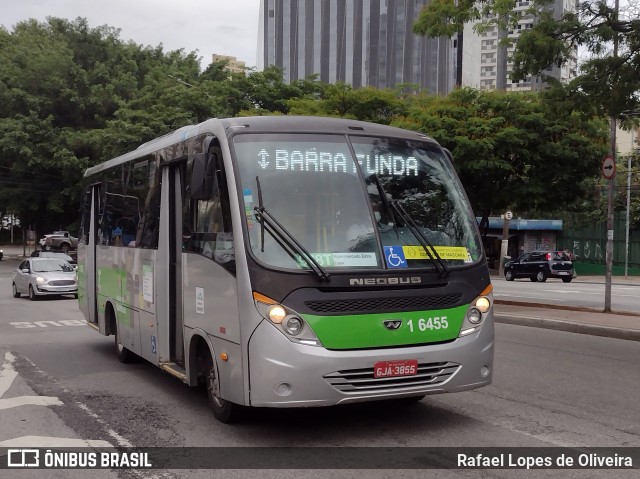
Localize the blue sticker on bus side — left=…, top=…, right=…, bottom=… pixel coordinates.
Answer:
left=383, top=246, right=407, bottom=268
left=151, top=335, right=157, bottom=354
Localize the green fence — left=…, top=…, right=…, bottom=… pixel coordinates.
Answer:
left=558, top=212, right=640, bottom=276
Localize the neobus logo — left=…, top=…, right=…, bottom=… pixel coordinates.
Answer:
left=349, top=277, right=422, bottom=286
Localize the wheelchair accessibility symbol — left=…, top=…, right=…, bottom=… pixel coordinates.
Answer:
left=384, top=246, right=407, bottom=268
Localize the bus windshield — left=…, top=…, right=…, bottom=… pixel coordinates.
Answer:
left=232, top=133, right=482, bottom=271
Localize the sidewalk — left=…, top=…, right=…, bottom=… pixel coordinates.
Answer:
left=2, top=244, right=638, bottom=341
left=490, top=270, right=640, bottom=341
left=0, top=244, right=39, bottom=259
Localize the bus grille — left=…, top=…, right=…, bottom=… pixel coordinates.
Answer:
left=323, top=362, right=460, bottom=393
left=305, top=294, right=461, bottom=314
left=48, top=280, right=76, bottom=286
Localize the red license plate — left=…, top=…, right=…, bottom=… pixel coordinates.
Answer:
left=373, top=360, right=418, bottom=378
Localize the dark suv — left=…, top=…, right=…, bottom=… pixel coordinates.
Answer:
left=504, top=251, right=575, bottom=283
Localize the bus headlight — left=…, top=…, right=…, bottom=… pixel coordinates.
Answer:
left=284, top=316, right=303, bottom=335
left=459, top=284, right=493, bottom=337
left=466, top=307, right=482, bottom=324
left=253, top=291, right=322, bottom=346
left=268, top=306, right=287, bottom=324
left=475, top=296, right=490, bottom=313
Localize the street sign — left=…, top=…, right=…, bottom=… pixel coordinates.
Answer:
left=602, top=155, right=615, bottom=180
left=505, top=211, right=513, bottom=221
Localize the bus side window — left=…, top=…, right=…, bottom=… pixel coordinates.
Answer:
left=188, top=143, right=235, bottom=273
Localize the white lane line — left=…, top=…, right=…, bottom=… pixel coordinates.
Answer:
left=495, top=294, right=566, bottom=302
left=76, top=402, right=134, bottom=447
left=0, top=396, right=63, bottom=410
left=0, top=436, right=111, bottom=447
left=0, top=351, right=19, bottom=398
left=541, top=289, right=597, bottom=295
left=0, top=351, right=63, bottom=409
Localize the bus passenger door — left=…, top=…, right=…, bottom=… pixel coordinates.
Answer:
left=157, top=161, right=186, bottom=368
left=168, top=163, right=185, bottom=366
left=85, top=185, right=100, bottom=328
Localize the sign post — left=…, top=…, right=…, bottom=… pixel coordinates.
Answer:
left=498, top=211, right=512, bottom=278
left=603, top=150, right=615, bottom=312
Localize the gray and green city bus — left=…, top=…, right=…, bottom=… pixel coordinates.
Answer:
left=78, top=116, right=494, bottom=423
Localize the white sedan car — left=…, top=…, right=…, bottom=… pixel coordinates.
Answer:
left=12, top=258, right=78, bottom=300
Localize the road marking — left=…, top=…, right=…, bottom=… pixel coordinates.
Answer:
left=76, top=402, right=134, bottom=447
left=541, top=289, right=596, bottom=295
left=0, top=396, right=63, bottom=410
left=495, top=293, right=566, bottom=302
left=1, top=351, right=63, bottom=410
left=9, top=320, right=87, bottom=329
left=0, top=352, right=18, bottom=398
left=0, top=436, right=111, bottom=447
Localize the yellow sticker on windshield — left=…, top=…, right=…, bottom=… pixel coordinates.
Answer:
left=403, top=246, right=469, bottom=261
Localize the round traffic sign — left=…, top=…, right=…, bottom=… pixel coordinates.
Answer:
left=505, top=211, right=513, bottom=220
left=602, top=155, right=615, bottom=179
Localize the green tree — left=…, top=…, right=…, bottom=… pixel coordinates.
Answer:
left=287, top=83, right=407, bottom=124
left=392, top=88, right=609, bottom=231
left=413, top=0, right=640, bottom=117
left=0, top=17, right=204, bottom=233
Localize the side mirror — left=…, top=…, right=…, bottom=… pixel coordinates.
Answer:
left=190, top=153, right=216, bottom=200
left=21, top=268, right=29, bottom=273
left=504, top=256, right=511, bottom=260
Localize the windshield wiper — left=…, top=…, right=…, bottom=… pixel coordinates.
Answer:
left=254, top=176, right=329, bottom=281
left=370, top=174, right=448, bottom=277
left=253, top=207, right=330, bottom=281
left=390, top=200, right=449, bottom=278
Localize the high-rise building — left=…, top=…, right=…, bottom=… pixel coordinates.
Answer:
left=258, top=0, right=455, bottom=93
left=462, top=0, right=578, bottom=91
left=211, top=54, right=247, bottom=74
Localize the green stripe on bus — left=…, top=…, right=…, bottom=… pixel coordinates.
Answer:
left=302, top=304, right=468, bottom=349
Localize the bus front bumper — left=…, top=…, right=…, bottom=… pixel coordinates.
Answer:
left=248, top=314, right=494, bottom=407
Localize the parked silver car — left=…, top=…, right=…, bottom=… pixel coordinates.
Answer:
left=12, top=258, right=78, bottom=300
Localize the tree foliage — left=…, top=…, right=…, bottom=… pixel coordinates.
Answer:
left=392, top=88, right=609, bottom=230
left=413, top=0, right=640, bottom=118
left=0, top=16, right=612, bottom=237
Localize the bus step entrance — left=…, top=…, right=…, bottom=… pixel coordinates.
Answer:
left=159, top=362, right=187, bottom=383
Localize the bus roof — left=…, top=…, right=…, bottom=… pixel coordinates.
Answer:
left=84, top=116, right=436, bottom=178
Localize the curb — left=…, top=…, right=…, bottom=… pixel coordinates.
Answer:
left=494, top=299, right=640, bottom=317
left=494, top=313, right=640, bottom=342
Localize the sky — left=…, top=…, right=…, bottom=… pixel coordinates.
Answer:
left=0, top=0, right=262, bottom=69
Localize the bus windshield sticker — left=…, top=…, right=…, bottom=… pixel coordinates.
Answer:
left=402, top=246, right=469, bottom=261
left=254, top=148, right=419, bottom=177
left=243, top=189, right=253, bottom=228
left=383, top=246, right=408, bottom=269
left=294, top=252, right=377, bottom=268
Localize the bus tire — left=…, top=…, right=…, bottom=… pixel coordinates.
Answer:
left=206, top=360, right=241, bottom=423
left=114, top=322, right=135, bottom=364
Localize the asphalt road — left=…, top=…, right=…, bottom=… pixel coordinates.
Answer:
left=1, top=258, right=639, bottom=478
left=492, top=276, right=639, bottom=312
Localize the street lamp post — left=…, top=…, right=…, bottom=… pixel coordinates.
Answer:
left=625, top=128, right=636, bottom=278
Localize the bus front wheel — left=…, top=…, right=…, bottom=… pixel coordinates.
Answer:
left=206, top=361, right=241, bottom=423
left=114, top=323, right=135, bottom=364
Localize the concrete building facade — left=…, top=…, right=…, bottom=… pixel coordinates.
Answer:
left=258, top=0, right=455, bottom=93
left=211, top=54, right=247, bottom=74
left=462, top=0, right=578, bottom=91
